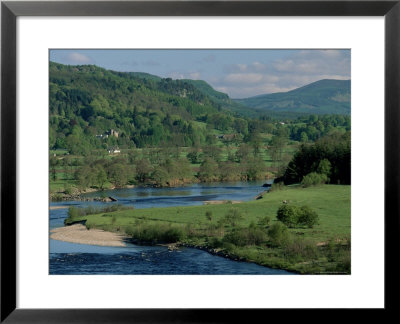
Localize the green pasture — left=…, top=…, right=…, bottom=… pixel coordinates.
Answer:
left=67, top=185, right=351, bottom=274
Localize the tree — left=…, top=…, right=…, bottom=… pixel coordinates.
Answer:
left=108, top=163, right=129, bottom=187
left=300, top=131, right=308, bottom=143
left=233, top=118, right=248, bottom=135
left=95, top=166, right=108, bottom=190
left=203, top=145, right=222, bottom=162
left=246, top=132, right=262, bottom=156
left=135, top=158, right=152, bottom=183
left=317, top=158, right=331, bottom=180
left=269, top=134, right=287, bottom=164
left=280, top=131, right=350, bottom=185
left=235, top=143, right=251, bottom=162
left=198, top=157, right=219, bottom=182
left=50, top=156, right=58, bottom=181
left=301, top=172, right=329, bottom=187
left=242, top=156, right=266, bottom=180
left=187, top=150, right=201, bottom=164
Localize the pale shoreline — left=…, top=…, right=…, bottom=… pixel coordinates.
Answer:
left=50, top=224, right=127, bottom=247
left=49, top=205, right=69, bottom=210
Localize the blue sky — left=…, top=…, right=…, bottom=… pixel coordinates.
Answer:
left=50, top=49, right=350, bottom=99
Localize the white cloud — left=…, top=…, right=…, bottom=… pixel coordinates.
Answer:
left=188, top=72, right=201, bottom=80
left=224, top=73, right=263, bottom=84
left=167, top=71, right=201, bottom=80
left=214, top=49, right=350, bottom=98
left=66, top=52, right=92, bottom=64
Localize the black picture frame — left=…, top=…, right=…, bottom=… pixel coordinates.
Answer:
left=1, top=0, right=399, bottom=322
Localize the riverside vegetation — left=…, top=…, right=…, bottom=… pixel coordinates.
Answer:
left=50, top=62, right=351, bottom=274
left=64, top=185, right=351, bottom=274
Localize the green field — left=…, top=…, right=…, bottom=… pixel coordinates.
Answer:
left=66, top=184, right=351, bottom=274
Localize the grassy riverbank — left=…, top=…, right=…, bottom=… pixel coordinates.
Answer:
left=64, top=184, right=350, bottom=274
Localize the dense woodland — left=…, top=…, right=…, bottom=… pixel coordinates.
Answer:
left=49, top=62, right=351, bottom=191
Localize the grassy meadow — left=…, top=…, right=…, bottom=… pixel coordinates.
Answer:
left=65, top=184, right=351, bottom=274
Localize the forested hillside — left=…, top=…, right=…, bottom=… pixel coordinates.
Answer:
left=50, top=62, right=256, bottom=154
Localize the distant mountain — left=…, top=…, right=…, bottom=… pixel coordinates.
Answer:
left=235, top=79, right=351, bottom=115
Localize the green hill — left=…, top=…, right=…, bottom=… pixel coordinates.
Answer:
left=49, top=62, right=252, bottom=153
left=235, top=79, right=351, bottom=115
left=128, top=73, right=254, bottom=117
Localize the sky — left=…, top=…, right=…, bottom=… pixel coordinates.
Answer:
left=50, top=49, right=350, bottom=99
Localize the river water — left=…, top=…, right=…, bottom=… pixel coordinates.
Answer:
left=49, top=181, right=293, bottom=275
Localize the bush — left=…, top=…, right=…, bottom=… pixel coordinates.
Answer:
left=223, top=225, right=267, bottom=247
left=223, top=208, right=243, bottom=227
left=208, top=237, right=222, bottom=248
left=297, top=205, right=319, bottom=228
left=223, top=230, right=249, bottom=247
left=267, top=222, right=290, bottom=246
left=284, top=238, right=319, bottom=262
left=246, top=226, right=268, bottom=245
left=126, top=223, right=185, bottom=244
left=301, top=172, right=328, bottom=187
left=64, top=206, right=79, bottom=224
left=67, top=206, right=79, bottom=219
left=277, top=204, right=319, bottom=228
left=277, top=205, right=298, bottom=227
left=259, top=215, right=271, bottom=227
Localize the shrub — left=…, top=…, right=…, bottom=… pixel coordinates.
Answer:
left=259, top=215, right=271, bottom=227
left=67, top=206, right=79, bottom=219
left=223, top=225, right=267, bottom=247
left=336, top=249, right=351, bottom=273
left=276, top=204, right=319, bottom=228
left=267, top=222, right=290, bottom=246
left=284, top=237, right=319, bottom=262
left=64, top=206, right=79, bottom=224
left=297, top=205, right=319, bottom=228
left=277, top=205, right=299, bottom=227
left=64, top=186, right=75, bottom=195
left=208, top=237, right=222, bottom=248
left=223, top=208, right=243, bottom=227
left=163, top=227, right=185, bottom=243
left=127, top=223, right=185, bottom=244
left=223, top=230, right=249, bottom=247
left=222, top=242, right=236, bottom=252
left=246, top=226, right=268, bottom=245
left=51, top=194, right=63, bottom=202
left=301, top=172, right=328, bottom=187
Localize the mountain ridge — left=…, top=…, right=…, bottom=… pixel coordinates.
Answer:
left=235, top=79, right=351, bottom=115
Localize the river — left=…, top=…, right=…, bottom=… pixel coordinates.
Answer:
left=49, top=181, right=293, bottom=275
